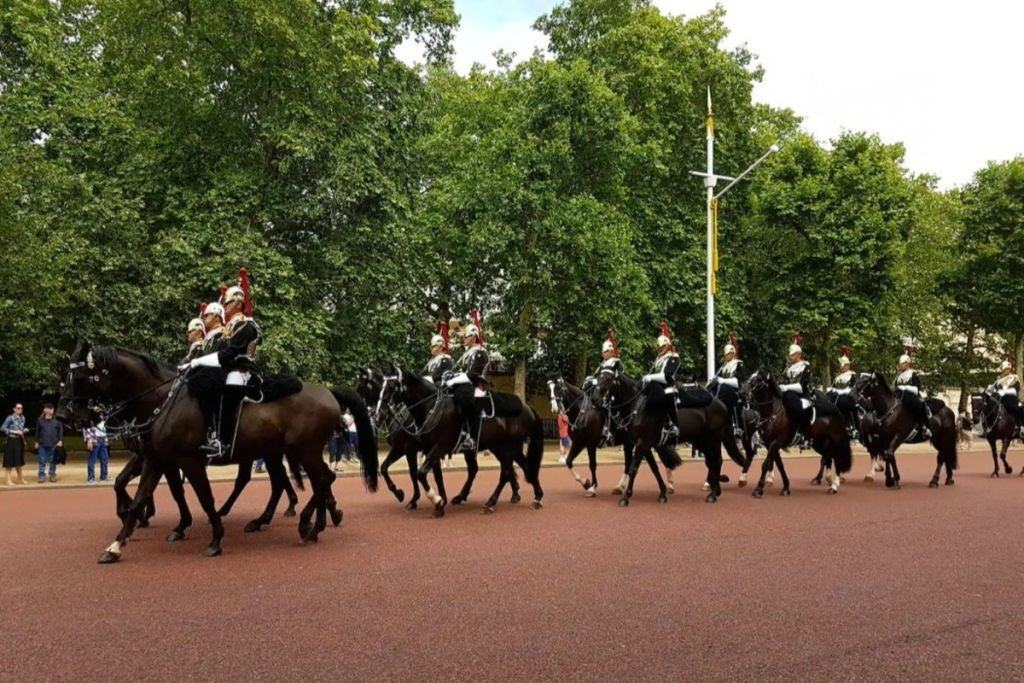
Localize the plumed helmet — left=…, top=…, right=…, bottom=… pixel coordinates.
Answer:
left=898, top=354, right=912, bottom=365
left=838, top=355, right=851, bottom=368
left=187, top=318, right=205, bottom=333
left=656, top=335, right=671, bottom=348
left=463, top=324, right=480, bottom=339
left=999, top=360, right=1011, bottom=371
left=602, top=340, right=614, bottom=353
left=788, top=344, right=802, bottom=357
left=202, top=302, right=225, bottom=321
left=430, top=334, right=445, bottom=349
left=723, top=344, right=736, bottom=356
left=224, top=286, right=244, bottom=304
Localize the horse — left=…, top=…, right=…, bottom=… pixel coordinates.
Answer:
left=854, top=371, right=960, bottom=488
left=811, top=383, right=885, bottom=486
left=549, top=376, right=672, bottom=497
left=595, top=371, right=725, bottom=504
left=379, top=367, right=543, bottom=516
left=57, top=341, right=378, bottom=563
left=741, top=371, right=852, bottom=497
left=971, top=389, right=1017, bottom=477
left=354, top=367, right=435, bottom=510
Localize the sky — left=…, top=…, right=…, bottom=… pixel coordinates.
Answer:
left=397, top=0, right=1024, bottom=189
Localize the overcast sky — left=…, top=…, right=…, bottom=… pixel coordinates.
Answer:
left=398, top=0, right=1024, bottom=189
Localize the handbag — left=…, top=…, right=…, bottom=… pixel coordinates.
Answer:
left=55, top=445, right=68, bottom=465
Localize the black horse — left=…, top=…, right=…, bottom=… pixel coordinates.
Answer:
left=549, top=376, right=674, bottom=497
left=596, top=371, right=726, bottom=504
left=971, top=389, right=1017, bottom=478
left=380, top=367, right=543, bottom=516
left=741, top=371, right=852, bottom=497
left=854, top=372, right=961, bottom=488
left=58, top=342, right=378, bottom=563
left=812, top=383, right=885, bottom=486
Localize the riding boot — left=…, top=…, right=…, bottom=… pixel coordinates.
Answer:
left=664, top=397, right=680, bottom=438
left=210, top=385, right=246, bottom=464
left=463, top=408, right=481, bottom=452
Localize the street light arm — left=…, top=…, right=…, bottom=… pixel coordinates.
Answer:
left=713, top=144, right=778, bottom=200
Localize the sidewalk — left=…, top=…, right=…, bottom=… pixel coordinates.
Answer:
left=0, top=440, right=947, bottom=492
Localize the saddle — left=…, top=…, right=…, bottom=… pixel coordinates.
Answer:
left=252, top=372, right=303, bottom=403
left=674, top=386, right=714, bottom=409
left=482, top=390, right=525, bottom=419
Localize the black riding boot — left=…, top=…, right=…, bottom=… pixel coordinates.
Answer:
left=664, top=395, right=680, bottom=439
left=210, top=385, right=246, bottom=464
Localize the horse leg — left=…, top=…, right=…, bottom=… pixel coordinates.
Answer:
left=584, top=445, right=599, bottom=496
left=564, top=440, right=588, bottom=492
left=864, top=452, right=877, bottom=483
left=282, top=467, right=298, bottom=517
left=113, top=453, right=142, bottom=521
left=405, top=447, right=421, bottom=510
left=380, top=446, right=406, bottom=503
left=178, top=459, right=225, bottom=557
left=1000, top=438, right=1013, bottom=475
left=452, top=450, right=479, bottom=505
left=988, top=436, right=1000, bottom=477
left=752, top=443, right=777, bottom=498
left=612, top=441, right=632, bottom=495
left=883, top=435, right=905, bottom=489
left=774, top=446, right=792, bottom=496
left=646, top=448, right=669, bottom=504
left=418, top=446, right=447, bottom=518
left=217, top=463, right=252, bottom=517
left=618, top=444, right=646, bottom=507
left=163, top=466, right=193, bottom=542
left=244, top=456, right=288, bottom=532
left=704, top=442, right=723, bottom=503
left=482, top=454, right=514, bottom=513
left=98, top=458, right=164, bottom=563
left=511, top=448, right=543, bottom=509
left=810, top=455, right=825, bottom=485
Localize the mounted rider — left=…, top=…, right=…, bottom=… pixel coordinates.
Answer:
left=583, top=330, right=623, bottom=392
left=779, top=333, right=812, bottom=428
left=894, top=347, right=930, bottom=439
left=641, top=323, right=681, bottom=439
left=183, top=317, right=206, bottom=363
left=707, top=332, right=749, bottom=436
left=185, top=269, right=262, bottom=461
left=200, top=302, right=226, bottom=353
left=991, top=359, right=1024, bottom=426
left=828, top=346, right=859, bottom=438
left=422, top=322, right=454, bottom=384
left=442, top=311, right=489, bottom=451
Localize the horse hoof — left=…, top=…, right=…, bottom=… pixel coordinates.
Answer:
left=405, top=501, right=418, bottom=511
left=584, top=487, right=596, bottom=498
left=864, top=475, right=874, bottom=483
left=284, top=508, right=296, bottom=518
left=582, top=479, right=592, bottom=490
left=481, top=506, right=495, bottom=515
left=810, top=477, right=821, bottom=486
left=1006, top=467, right=1013, bottom=475
left=97, top=551, right=121, bottom=564
left=928, top=479, right=939, bottom=488
left=991, top=472, right=999, bottom=479
left=511, top=494, right=522, bottom=504
left=165, top=531, right=185, bottom=542
left=780, top=489, right=791, bottom=497
left=827, top=488, right=838, bottom=495
left=394, top=489, right=405, bottom=503
left=531, top=500, right=543, bottom=510
left=705, top=493, right=718, bottom=503
left=244, top=521, right=263, bottom=533
left=945, top=478, right=954, bottom=486
left=611, top=487, right=623, bottom=495
left=432, top=507, right=445, bottom=518
left=657, top=495, right=667, bottom=504
left=137, top=518, right=150, bottom=529
left=203, top=544, right=222, bottom=557
left=451, top=496, right=465, bottom=506
left=618, top=497, right=629, bottom=507
left=885, top=479, right=895, bottom=488
left=752, top=489, right=764, bottom=499
left=329, top=509, right=342, bottom=527
left=701, top=481, right=710, bottom=492
left=737, top=479, right=747, bottom=488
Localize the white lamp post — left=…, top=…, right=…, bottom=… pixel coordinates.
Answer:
left=689, top=88, right=778, bottom=380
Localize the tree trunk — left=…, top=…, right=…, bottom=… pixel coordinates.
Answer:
left=958, top=326, right=975, bottom=413
left=514, top=359, right=527, bottom=402
left=575, top=349, right=589, bottom=385
left=1015, top=334, right=1023, bottom=377
left=513, top=305, right=533, bottom=400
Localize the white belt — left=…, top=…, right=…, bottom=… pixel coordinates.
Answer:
left=226, top=370, right=249, bottom=386
left=998, top=388, right=1017, bottom=397
left=447, top=372, right=470, bottom=386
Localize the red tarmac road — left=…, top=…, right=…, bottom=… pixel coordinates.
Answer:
left=2, top=448, right=1024, bottom=681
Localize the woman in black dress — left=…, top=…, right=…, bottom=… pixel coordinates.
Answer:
left=2, top=403, right=27, bottom=485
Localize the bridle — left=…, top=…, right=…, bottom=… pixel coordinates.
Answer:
left=379, top=371, right=446, bottom=438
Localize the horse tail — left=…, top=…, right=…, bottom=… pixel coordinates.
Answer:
left=835, top=435, right=853, bottom=474
left=331, top=386, right=379, bottom=492
left=524, top=410, right=544, bottom=485
left=656, top=445, right=683, bottom=470
left=285, top=451, right=306, bottom=491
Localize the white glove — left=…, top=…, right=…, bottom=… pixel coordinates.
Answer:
left=780, top=383, right=802, bottom=393
left=191, top=353, right=221, bottom=369
left=901, top=385, right=919, bottom=395
left=177, top=362, right=190, bottom=372
left=720, top=377, right=739, bottom=388
left=642, top=374, right=653, bottom=383
left=424, top=377, right=435, bottom=385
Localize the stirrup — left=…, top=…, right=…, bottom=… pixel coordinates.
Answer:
left=460, top=432, right=476, bottom=452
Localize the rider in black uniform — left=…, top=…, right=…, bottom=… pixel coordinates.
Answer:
left=828, top=349, right=858, bottom=438
left=894, top=351, right=930, bottom=439
left=642, top=327, right=681, bottom=438
left=422, top=332, right=454, bottom=384
left=779, top=340, right=812, bottom=428
left=707, top=341, right=749, bottom=436
left=442, top=324, right=489, bottom=451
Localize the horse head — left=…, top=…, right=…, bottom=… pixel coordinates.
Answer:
left=744, top=370, right=779, bottom=403
left=547, top=377, right=566, bottom=415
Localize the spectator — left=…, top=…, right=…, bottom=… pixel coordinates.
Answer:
left=3, top=403, right=27, bottom=486
left=253, top=458, right=265, bottom=474
left=343, top=411, right=358, bottom=462
left=84, top=420, right=109, bottom=484
left=35, top=403, right=63, bottom=483
left=328, top=429, right=342, bottom=471
left=557, top=411, right=570, bottom=464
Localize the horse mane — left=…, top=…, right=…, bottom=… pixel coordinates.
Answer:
left=872, top=371, right=893, bottom=396
left=93, top=346, right=172, bottom=378
left=751, top=370, right=781, bottom=397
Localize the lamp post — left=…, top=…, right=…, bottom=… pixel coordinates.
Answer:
left=689, top=88, right=778, bottom=380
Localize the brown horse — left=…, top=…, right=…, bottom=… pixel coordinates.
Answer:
left=57, top=342, right=378, bottom=563
left=854, top=371, right=960, bottom=488
left=741, top=371, right=852, bottom=497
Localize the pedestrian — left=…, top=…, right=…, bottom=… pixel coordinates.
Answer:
left=35, top=403, right=63, bottom=483
left=2, top=403, right=28, bottom=485
left=253, top=458, right=265, bottom=473
left=343, top=411, right=358, bottom=461
left=557, top=410, right=570, bottom=464
left=84, top=420, right=109, bottom=484
left=328, top=429, right=342, bottom=471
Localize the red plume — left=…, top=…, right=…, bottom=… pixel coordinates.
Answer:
left=792, top=332, right=802, bottom=347
left=200, top=302, right=207, bottom=316
left=470, top=308, right=485, bottom=346
left=607, top=328, right=619, bottom=357
left=219, top=285, right=227, bottom=305
left=439, top=321, right=450, bottom=353
left=841, top=345, right=850, bottom=360
left=659, top=322, right=676, bottom=353
left=728, top=331, right=740, bottom=358
left=239, top=267, right=253, bottom=316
